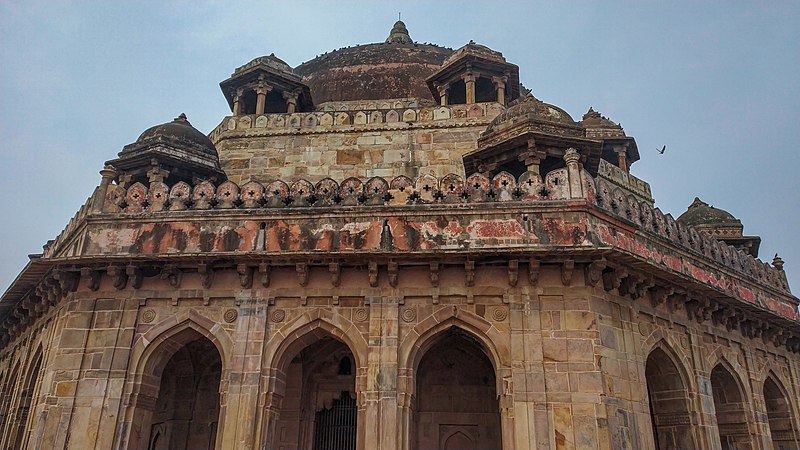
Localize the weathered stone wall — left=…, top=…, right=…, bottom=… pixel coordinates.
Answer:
left=1, top=262, right=798, bottom=449
left=211, top=100, right=503, bottom=183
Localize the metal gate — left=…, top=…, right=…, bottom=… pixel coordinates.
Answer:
left=312, top=391, right=356, bottom=450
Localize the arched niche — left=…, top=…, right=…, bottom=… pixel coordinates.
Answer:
left=267, top=327, right=359, bottom=450
left=413, top=327, right=502, bottom=450
left=127, top=327, right=223, bottom=450
left=763, top=374, right=799, bottom=450
left=645, top=345, right=696, bottom=449
left=710, top=363, right=751, bottom=449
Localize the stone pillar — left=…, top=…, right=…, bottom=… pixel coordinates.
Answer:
left=464, top=72, right=476, bottom=104
left=218, top=293, right=268, bottom=450
left=363, top=294, right=401, bottom=450
left=436, top=83, right=448, bottom=106
left=283, top=90, right=299, bottom=114
left=614, top=145, right=629, bottom=172
left=564, top=148, right=585, bottom=199
left=232, top=88, right=243, bottom=116
left=92, top=165, right=118, bottom=213
left=522, top=140, right=546, bottom=175
left=493, top=76, right=508, bottom=105
left=255, top=82, right=271, bottom=115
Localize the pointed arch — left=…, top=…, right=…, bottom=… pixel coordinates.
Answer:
left=264, top=309, right=368, bottom=375
left=399, top=306, right=509, bottom=373
left=117, top=313, right=229, bottom=450
left=645, top=339, right=696, bottom=450
left=261, top=309, right=365, bottom=450
left=763, top=371, right=800, bottom=449
left=10, top=345, right=43, bottom=450
left=128, top=310, right=232, bottom=378
left=710, top=360, right=752, bottom=448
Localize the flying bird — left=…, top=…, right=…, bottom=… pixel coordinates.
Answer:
left=656, top=145, right=666, bottom=154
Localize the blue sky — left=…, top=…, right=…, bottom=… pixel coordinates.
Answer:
left=1, top=1, right=798, bottom=295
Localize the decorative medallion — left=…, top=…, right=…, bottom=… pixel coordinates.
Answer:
left=270, top=309, right=286, bottom=323
left=401, top=308, right=416, bottom=323
left=638, top=322, right=650, bottom=337
left=354, top=308, right=369, bottom=322
left=491, top=307, right=508, bottom=322
left=141, top=309, right=156, bottom=323
left=680, top=336, right=689, bottom=349
left=223, top=309, right=238, bottom=323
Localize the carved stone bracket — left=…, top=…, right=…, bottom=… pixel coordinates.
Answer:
left=585, top=258, right=607, bottom=287
left=296, top=263, right=308, bottom=287
left=237, top=264, right=252, bottom=288
left=508, top=260, right=519, bottom=287
left=388, top=262, right=398, bottom=287
left=561, top=260, right=575, bottom=286
left=81, top=267, right=101, bottom=291
left=329, top=262, right=340, bottom=287
left=429, top=262, right=439, bottom=287
left=160, top=265, right=182, bottom=288
left=465, top=261, right=475, bottom=287
left=528, top=258, right=540, bottom=285
left=126, top=265, right=143, bottom=289
left=650, top=286, right=674, bottom=308
left=369, top=262, right=379, bottom=287
left=259, top=262, right=270, bottom=287
left=108, top=265, right=128, bottom=290
left=198, top=263, right=214, bottom=289
left=603, top=268, right=628, bottom=292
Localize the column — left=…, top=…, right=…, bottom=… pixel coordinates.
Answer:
left=92, top=165, right=118, bottom=213
left=464, top=72, right=476, bottom=104
left=614, top=145, right=629, bottom=172
left=232, top=88, right=243, bottom=116
left=564, top=148, right=585, bottom=199
left=283, top=90, right=299, bottom=113
left=493, top=76, right=508, bottom=105
left=255, top=82, right=271, bottom=115
left=436, top=83, right=448, bottom=106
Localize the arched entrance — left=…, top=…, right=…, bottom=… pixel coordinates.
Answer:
left=270, top=335, right=358, bottom=450
left=10, top=348, right=42, bottom=449
left=645, top=346, right=695, bottom=449
left=0, top=362, right=20, bottom=445
left=129, top=329, right=222, bottom=450
left=710, top=364, right=750, bottom=449
left=764, top=375, right=799, bottom=450
left=413, top=328, right=501, bottom=450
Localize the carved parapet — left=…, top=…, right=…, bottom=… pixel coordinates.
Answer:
left=210, top=100, right=501, bottom=139
left=100, top=170, right=595, bottom=214
left=595, top=177, right=792, bottom=296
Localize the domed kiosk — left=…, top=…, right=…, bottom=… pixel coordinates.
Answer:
left=107, top=113, right=225, bottom=186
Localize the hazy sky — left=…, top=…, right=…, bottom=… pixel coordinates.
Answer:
left=1, top=1, right=798, bottom=296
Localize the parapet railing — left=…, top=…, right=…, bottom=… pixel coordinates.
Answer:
left=45, top=153, right=792, bottom=296
left=210, top=101, right=503, bottom=139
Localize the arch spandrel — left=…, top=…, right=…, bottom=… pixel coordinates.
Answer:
left=128, top=310, right=233, bottom=377
left=264, top=308, right=368, bottom=375
left=398, top=306, right=510, bottom=374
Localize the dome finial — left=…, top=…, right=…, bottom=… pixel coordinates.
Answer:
left=386, top=18, right=413, bottom=44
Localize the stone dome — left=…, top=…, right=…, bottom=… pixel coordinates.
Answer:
left=485, top=94, right=577, bottom=135
left=678, top=197, right=743, bottom=231
left=135, top=113, right=217, bottom=157
left=294, top=23, right=453, bottom=104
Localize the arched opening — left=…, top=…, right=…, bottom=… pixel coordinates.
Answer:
left=645, top=346, right=695, bottom=449
left=241, top=90, right=257, bottom=115
left=710, top=364, right=750, bottom=449
left=447, top=80, right=466, bottom=105
left=10, top=348, right=42, bottom=449
left=264, top=89, right=287, bottom=113
left=764, top=375, right=799, bottom=450
left=0, top=362, right=20, bottom=444
left=135, top=331, right=222, bottom=450
left=271, top=335, right=357, bottom=450
left=413, top=328, right=501, bottom=450
left=475, top=77, right=495, bottom=103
